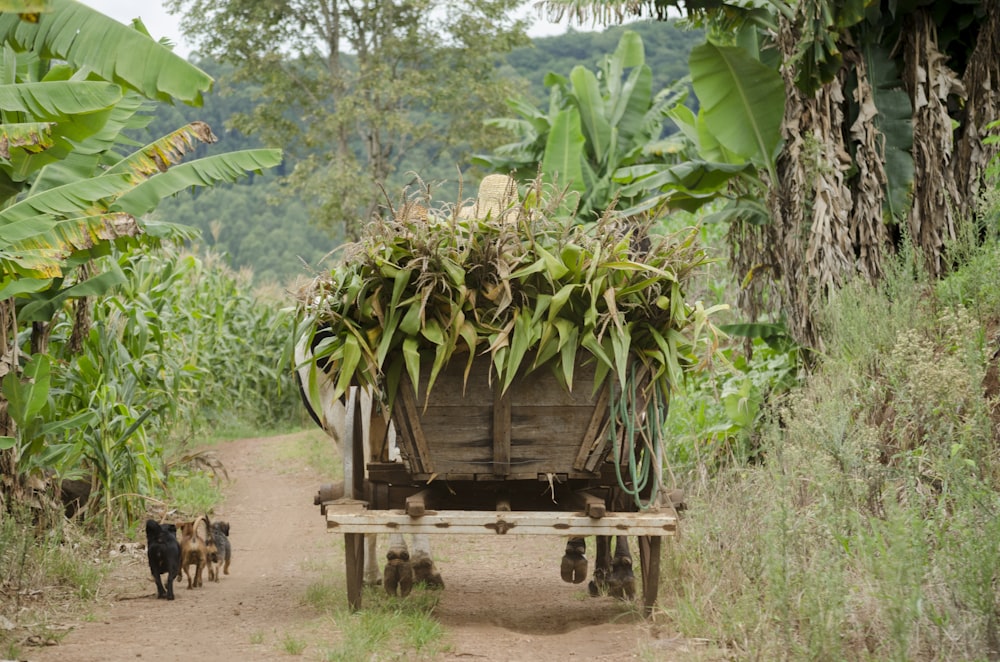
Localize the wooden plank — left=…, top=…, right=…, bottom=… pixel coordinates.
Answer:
left=407, top=470, right=598, bottom=481
left=404, top=489, right=433, bottom=517
left=510, top=406, right=592, bottom=439
left=570, top=490, right=607, bottom=518
left=390, top=391, right=423, bottom=474
left=344, top=532, right=365, bottom=611
left=574, top=384, right=611, bottom=470
left=343, top=389, right=358, bottom=500
left=390, top=356, right=619, bottom=480
left=412, top=358, right=493, bottom=405
left=493, top=387, right=511, bottom=476
left=398, top=378, right=434, bottom=474
left=366, top=462, right=413, bottom=484
left=350, top=392, right=365, bottom=500
left=509, top=362, right=600, bottom=407
left=413, top=407, right=492, bottom=446
left=584, top=420, right=616, bottom=473
left=369, top=411, right=390, bottom=462
left=326, top=509, right=677, bottom=536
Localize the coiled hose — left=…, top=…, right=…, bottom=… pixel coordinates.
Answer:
left=609, top=363, right=668, bottom=510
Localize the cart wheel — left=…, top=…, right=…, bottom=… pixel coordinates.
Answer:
left=345, top=532, right=365, bottom=611
left=638, top=535, right=662, bottom=617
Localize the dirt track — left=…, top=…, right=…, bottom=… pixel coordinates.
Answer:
left=22, top=432, right=692, bottom=661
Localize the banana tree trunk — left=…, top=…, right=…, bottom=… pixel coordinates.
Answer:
left=902, top=11, right=963, bottom=277
left=954, top=0, right=1000, bottom=217
left=741, top=5, right=998, bottom=350
left=737, top=16, right=858, bottom=349
left=1, top=298, right=17, bottom=519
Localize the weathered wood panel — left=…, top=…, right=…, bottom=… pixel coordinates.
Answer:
left=392, top=355, right=613, bottom=479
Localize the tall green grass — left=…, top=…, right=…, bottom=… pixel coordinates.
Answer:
left=316, top=589, right=445, bottom=662
left=659, top=239, right=1000, bottom=660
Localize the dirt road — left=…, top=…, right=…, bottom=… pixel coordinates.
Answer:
left=23, top=432, right=688, bottom=661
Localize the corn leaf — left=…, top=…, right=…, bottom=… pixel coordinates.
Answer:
left=402, top=337, right=421, bottom=400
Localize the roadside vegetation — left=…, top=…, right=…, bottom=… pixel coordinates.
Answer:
left=660, top=221, right=1000, bottom=659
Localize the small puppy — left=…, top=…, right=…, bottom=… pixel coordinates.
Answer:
left=145, top=519, right=180, bottom=600
left=207, top=520, right=232, bottom=582
left=176, top=515, right=211, bottom=589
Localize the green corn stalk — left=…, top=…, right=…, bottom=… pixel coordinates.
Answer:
left=296, top=183, right=724, bottom=412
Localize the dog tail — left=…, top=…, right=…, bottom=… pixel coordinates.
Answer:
left=193, top=514, right=211, bottom=541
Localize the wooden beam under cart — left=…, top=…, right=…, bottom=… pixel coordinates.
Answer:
left=324, top=507, right=677, bottom=537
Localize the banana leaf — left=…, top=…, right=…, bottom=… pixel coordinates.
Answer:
left=111, top=149, right=283, bottom=217
left=689, top=41, right=784, bottom=177
left=0, top=0, right=213, bottom=105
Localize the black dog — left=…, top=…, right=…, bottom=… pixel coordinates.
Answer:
left=145, top=519, right=181, bottom=600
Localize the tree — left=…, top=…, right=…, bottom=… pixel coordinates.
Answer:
left=474, top=29, right=687, bottom=222
left=0, top=0, right=281, bottom=517
left=166, top=0, right=532, bottom=238
left=540, top=0, right=1000, bottom=348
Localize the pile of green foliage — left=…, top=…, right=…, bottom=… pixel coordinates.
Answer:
left=295, top=182, right=722, bottom=411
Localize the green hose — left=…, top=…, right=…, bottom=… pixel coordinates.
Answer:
left=608, top=363, right=668, bottom=510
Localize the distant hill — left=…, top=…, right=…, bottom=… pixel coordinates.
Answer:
left=507, top=20, right=702, bottom=104
left=145, top=19, right=703, bottom=287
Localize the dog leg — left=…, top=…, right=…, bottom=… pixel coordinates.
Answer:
left=152, top=570, right=167, bottom=599
left=166, top=567, right=177, bottom=600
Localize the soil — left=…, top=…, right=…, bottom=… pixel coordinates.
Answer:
left=17, top=432, right=700, bottom=662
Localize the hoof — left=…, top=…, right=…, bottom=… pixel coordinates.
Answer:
left=609, top=557, right=636, bottom=600
left=561, top=552, right=588, bottom=584
left=384, top=550, right=414, bottom=597
left=412, top=555, right=444, bottom=589
left=588, top=567, right=610, bottom=597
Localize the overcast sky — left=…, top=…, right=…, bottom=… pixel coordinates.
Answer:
left=80, top=1, right=571, bottom=59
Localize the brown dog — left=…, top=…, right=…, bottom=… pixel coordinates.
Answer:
left=176, top=515, right=211, bottom=589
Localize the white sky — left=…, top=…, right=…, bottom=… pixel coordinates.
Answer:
left=80, top=1, right=571, bottom=59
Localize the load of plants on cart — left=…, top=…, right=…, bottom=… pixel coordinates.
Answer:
left=294, top=179, right=723, bottom=497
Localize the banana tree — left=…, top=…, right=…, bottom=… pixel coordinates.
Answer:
left=613, top=38, right=784, bottom=224
left=0, top=0, right=282, bottom=512
left=541, top=0, right=999, bottom=348
left=474, top=30, right=685, bottom=221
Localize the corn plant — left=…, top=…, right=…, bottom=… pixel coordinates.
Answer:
left=296, top=183, right=724, bottom=413
left=6, top=245, right=299, bottom=530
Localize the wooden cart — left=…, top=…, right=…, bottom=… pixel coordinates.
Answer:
left=317, top=357, right=679, bottom=616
